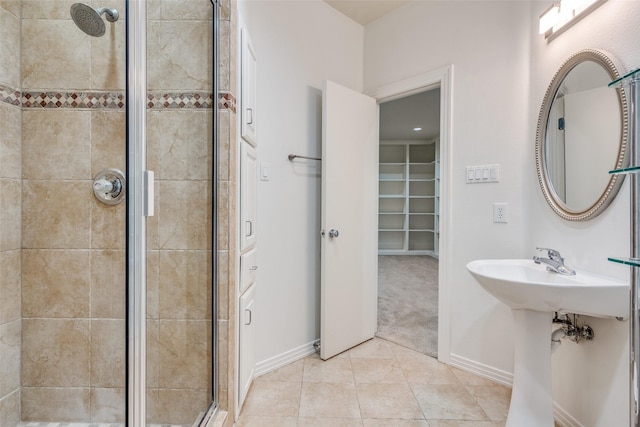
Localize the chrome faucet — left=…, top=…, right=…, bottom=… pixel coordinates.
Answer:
left=533, top=247, right=576, bottom=275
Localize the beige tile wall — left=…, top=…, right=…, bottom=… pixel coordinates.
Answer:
left=20, top=106, right=127, bottom=422
left=145, top=0, right=216, bottom=425
left=2, top=0, right=229, bottom=424
left=217, top=0, right=239, bottom=424
left=0, top=1, right=21, bottom=426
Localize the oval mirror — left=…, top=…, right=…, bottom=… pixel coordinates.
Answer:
left=535, top=49, right=628, bottom=221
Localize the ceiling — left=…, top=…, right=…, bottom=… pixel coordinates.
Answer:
left=323, top=0, right=410, bottom=25
left=321, top=0, right=439, bottom=140
left=380, top=89, right=441, bottom=141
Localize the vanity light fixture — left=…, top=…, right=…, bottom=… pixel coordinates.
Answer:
left=539, top=0, right=607, bottom=41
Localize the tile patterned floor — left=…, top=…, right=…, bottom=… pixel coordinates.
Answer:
left=235, top=338, right=511, bottom=427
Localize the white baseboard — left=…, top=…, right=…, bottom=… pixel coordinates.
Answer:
left=448, top=353, right=583, bottom=427
left=449, top=353, right=513, bottom=387
left=254, top=339, right=319, bottom=377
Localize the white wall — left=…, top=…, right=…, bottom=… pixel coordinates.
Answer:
left=529, top=1, right=640, bottom=425
left=237, top=1, right=364, bottom=366
left=364, top=1, right=532, bottom=374
left=237, top=0, right=639, bottom=423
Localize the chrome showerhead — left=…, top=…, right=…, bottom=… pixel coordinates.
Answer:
left=70, top=3, right=119, bottom=37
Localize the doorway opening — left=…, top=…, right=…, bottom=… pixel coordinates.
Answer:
left=376, top=88, right=441, bottom=358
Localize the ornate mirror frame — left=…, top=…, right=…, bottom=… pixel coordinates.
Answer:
left=535, top=49, right=628, bottom=221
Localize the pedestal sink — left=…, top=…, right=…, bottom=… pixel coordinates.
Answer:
left=466, top=259, right=628, bottom=427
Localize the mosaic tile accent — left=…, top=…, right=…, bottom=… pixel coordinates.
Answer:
left=0, top=82, right=21, bottom=106
left=147, top=92, right=215, bottom=110
left=21, top=91, right=126, bottom=109
left=218, top=92, right=236, bottom=113
left=0, top=86, right=236, bottom=112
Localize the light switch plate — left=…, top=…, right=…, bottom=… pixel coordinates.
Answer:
left=466, top=164, right=500, bottom=183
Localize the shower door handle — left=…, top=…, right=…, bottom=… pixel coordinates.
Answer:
left=144, top=170, right=155, bottom=217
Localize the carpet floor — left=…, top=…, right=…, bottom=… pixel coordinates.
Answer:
left=377, top=255, right=439, bottom=358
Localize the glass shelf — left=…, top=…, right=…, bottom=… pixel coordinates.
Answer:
left=609, top=68, right=640, bottom=88
left=608, top=257, right=640, bottom=268
left=610, top=166, right=640, bottom=175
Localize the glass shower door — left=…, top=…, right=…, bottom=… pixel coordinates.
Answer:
left=142, top=0, right=217, bottom=425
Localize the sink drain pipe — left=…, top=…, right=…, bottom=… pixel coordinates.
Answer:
left=551, top=312, right=595, bottom=353
left=551, top=328, right=566, bottom=354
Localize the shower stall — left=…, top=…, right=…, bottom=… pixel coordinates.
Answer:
left=0, top=0, right=224, bottom=425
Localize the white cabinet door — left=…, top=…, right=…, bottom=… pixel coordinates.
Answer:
left=239, top=247, right=258, bottom=295
left=239, top=283, right=256, bottom=408
left=241, top=28, right=257, bottom=146
left=240, top=141, right=257, bottom=251
left=320, top=80, right=379, bottom=360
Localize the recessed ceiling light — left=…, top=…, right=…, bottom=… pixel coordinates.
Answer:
left=413, top=127, right=422, bottom=131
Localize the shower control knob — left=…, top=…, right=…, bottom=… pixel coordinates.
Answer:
left=93, top=168, right=126, bottom=206
left=93, top=179, right=114, bottom=193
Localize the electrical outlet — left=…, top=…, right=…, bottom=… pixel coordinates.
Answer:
left=493, top=202, right=508, bottom=223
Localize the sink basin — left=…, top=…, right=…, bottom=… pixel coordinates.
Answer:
left=467, top=259, right=628, bottom=318
left=466, top=259, right=629, bottom=427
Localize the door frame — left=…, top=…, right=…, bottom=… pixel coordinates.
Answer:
left=367, top=65, right=453, bottom=363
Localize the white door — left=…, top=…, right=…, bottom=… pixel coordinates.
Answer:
left=241, top=27, right=257, bottom=146
left=320, top=80, right=379, bottom=360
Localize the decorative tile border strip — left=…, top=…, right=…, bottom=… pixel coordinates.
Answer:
left=218, top=91, right=236, bottom=113
left=0, top=82, right=21, bottom=106
left=147, top=91, right=214, bottom=109
left=0, top=85, right=237, bottom=112
left=22, top=91, right=125, bottom=109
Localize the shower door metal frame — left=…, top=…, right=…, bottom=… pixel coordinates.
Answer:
left=211, top=0, right=220, bottom=410
left=126, top=0, right=147, bottom=425
left=125, top=1, right=219, bottom=425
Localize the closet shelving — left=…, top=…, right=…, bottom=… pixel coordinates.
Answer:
left=378, top=140, right=439, bottom=256
left=607, top=68, right=640, bottom=426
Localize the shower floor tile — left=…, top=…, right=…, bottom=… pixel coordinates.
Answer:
left=18, top=423, right=188, bottom=427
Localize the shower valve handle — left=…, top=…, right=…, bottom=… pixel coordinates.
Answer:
left=93, top=179, right=114, bottom=193
left=93, top=168, right=126, bottom=206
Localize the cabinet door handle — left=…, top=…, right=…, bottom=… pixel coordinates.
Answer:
left=246, top=108, right=253, bottom=125
left=245, top=220, right=253, bottom=237
left=245, top=309, right=252, bottom=326
left=249, top=265, right=258, bottom=271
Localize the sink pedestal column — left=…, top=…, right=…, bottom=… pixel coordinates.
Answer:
left=507, top=309, right=554, bottom=427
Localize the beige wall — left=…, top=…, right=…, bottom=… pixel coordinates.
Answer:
left=0, top=0, right=22, bottom=426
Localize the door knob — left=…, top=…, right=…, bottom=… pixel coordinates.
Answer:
left=328, top=229, right=339, bottom=238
